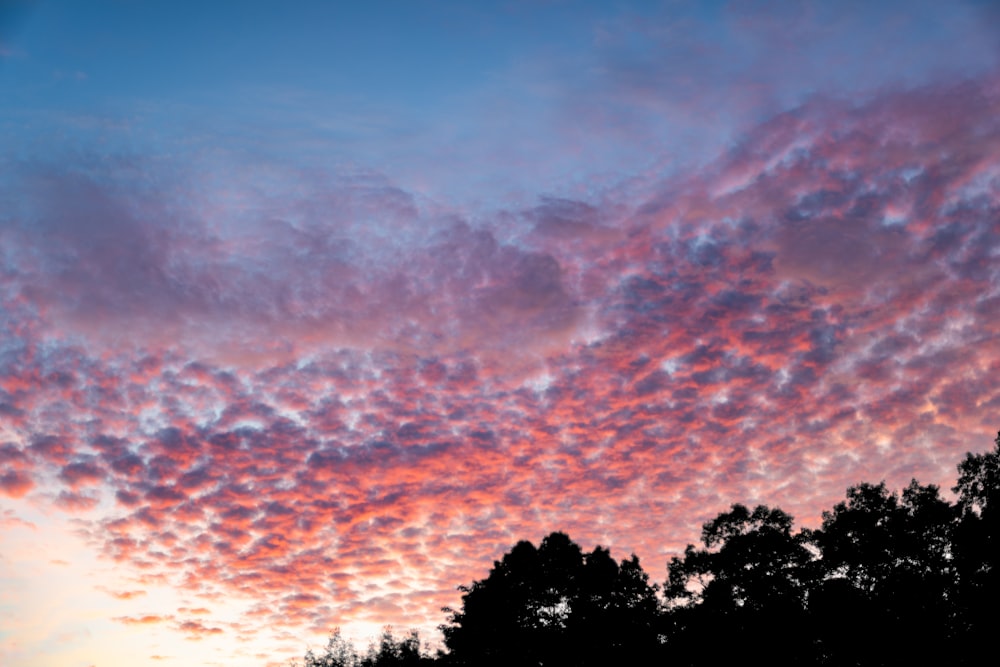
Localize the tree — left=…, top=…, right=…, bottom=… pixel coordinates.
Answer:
left=362, top=628, right=426, bottom=667
left=663, top=504, right=816, bottom=666
left=812, top=480, right=957, bottom=664
left=954, top=431, right=1000, bottom=516
left=441, top=532, right=659, bottom=667
left=952, top=431, right=1000, bottom=659
left=665, top=504, right=814, bottom=612
left=296, top=628, right=432, bottom=667
left=568, top=548, right=661, bottom=665
left=298, top=628, right=360, bottom=667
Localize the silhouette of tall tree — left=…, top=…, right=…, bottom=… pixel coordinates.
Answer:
left=441, top=532, right=659, bottom=667
left=952, top=431, right=1000, bottom=659
left=811, top=479, right=957, bottom=664
left=442, top=534, right=568, bottom=666
left=663, top=504, right=816, bottom=666
left=567, top=548, right=660, bottom=665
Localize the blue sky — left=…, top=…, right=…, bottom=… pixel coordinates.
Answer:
left=5, top=0, right=995, bottom=206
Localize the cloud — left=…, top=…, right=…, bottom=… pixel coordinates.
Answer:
left=59, top=460, right=105, bottom=488
left=176, top=619, right=224, bottom=640
left=107, top=589, right=147, bottom=600
left=115, top=614, right=171, bottom=626
left=177, top=606, right=210, bottom=614
left=54, top=491, right=99, bottom=512
left=0, top=469, right=33, bottom=498
left=0, top=71, right=997, bottom=651
left=2, top=165, right=586, bottom=364
left=0, top=509, right=35, bottom=529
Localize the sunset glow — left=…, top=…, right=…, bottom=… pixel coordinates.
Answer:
left=1, top=1, right=999, bottom=665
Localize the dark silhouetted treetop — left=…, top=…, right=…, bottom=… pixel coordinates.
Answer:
left=954, top=431, right=1000, bottom=517
left=364, top=628, right=426, bottom=667
left=666, top=504, right=813, bottom=612
left=951, top=431, right=1000, bottom=660
left=812, top=479, right=958, bottom=665
left=295, top=627, right=432, bottom=667
left=441, top=531, right=659, bottom=667
left=663, top=504, right=817, bottom=666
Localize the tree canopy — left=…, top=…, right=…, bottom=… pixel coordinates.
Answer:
left=440, top=531, right=660, bottom=667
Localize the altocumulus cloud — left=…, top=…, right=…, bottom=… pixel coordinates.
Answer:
left=0, top=74, right=997, bottom=641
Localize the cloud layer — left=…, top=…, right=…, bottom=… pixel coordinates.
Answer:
left=1, top=69, right=999, bottom=663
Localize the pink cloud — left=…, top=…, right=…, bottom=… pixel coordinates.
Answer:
left=54, top=490, right=99, bottom=513
left=0, top=470, right=33, bottom=498
left=0, top=509, right=36, bottom=529
left=108, top=589, right=147, bottom=600
left=0, top=72, right=996, bottom=653
left=176, top=619, right=225, bottom=640
left=115, top=614, right=171, bottom=626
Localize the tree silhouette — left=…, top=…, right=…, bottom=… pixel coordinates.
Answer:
left=299, top=628, right=360, bottom=667
left=363, top=628, right=426, bottom=667
left=952, top=431, right=1000, bottom=660
left=567, top=548, right=660, bottom=665
left=442, top=535, right=558, bottom=666
left=296, top=628, right=431, bottom=667
left=812, top=480, right=956, bottom=664
left=663, top=504, right=816, bottom=665
left=441, top=531, right=659, bottom=667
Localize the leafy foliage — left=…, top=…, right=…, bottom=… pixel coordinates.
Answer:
left=295, top=628, right=431, bottom=667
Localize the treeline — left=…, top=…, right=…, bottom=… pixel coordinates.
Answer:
left=294, top=432, right=1000, bottom=666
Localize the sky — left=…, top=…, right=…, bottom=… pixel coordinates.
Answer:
left=0, top=0, right=998, bottom=665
